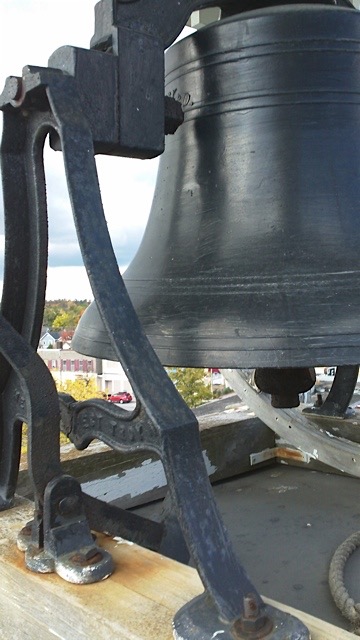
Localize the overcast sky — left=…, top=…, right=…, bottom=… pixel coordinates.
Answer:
left=0, top=1, right=189, bottom=300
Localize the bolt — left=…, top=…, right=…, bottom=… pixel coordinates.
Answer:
left=231, top=595, right=274, bottom=640
left=21, top=524, right=32, bottom=537
left=70, top=549, right=103, bottom=566
left=6, top=76, right=24, bottom=105
left=58, top=495, right=81, bottom=516
left=243, top=595, right=259, bottom=619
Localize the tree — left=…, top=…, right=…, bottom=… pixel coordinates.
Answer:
left=21, top=378, right=101, bottom=455
left=166, top=368, right=212, bottom=408
left=43, top=299, right=90, bottom=331
left=52, top=312, right=73, bottom=331
left=56, top=377, right=102, bottom=402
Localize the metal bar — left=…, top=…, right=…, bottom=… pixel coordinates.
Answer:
left=306, top=365, right=359, bottom=418
left=0, top=107, right=51, bottom=508
left=0, top=315, right=63, bottom=505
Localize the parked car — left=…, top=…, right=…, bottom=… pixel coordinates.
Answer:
left=108, top=391, right=133, bottom=404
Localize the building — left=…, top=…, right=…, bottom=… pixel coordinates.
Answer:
left=38, top=329, right=60, bottom=349
left=37, top=348, right=133, bottom=396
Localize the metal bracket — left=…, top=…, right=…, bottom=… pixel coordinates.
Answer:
left=18, top=475, right=113, bottom=584
left=0, top=315, right=113, bottom=583
left=174, top=594, right=310, bottom=640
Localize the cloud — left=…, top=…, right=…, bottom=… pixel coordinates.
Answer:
left=43, top=147, right=158, bottom=270
left=0, top=0, right=157, bottom=295
left=0, top=1, right=96, bottom=78
left=0, top=1, right=192, bottom=299
left=45, top=266, right=94, bottom=301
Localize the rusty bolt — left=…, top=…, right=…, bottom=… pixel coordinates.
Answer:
left=243, top=595, right=260, bottom=619
left=70, top=549, right=103, bottom=566
left=231, top=595, right=274, bottom=640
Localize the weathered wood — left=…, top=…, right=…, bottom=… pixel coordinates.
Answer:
left=0, top=498, right=355, bottom=640
left=17, top=413, right=276, bottom=508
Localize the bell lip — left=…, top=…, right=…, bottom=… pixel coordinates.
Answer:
left=72, top=325, right=360, bottom=370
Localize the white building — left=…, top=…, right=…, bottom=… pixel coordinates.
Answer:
left=37, top=348, right=133, bottom=395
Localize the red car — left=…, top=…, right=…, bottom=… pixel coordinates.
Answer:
left=108, top=391, right=133, bottom=404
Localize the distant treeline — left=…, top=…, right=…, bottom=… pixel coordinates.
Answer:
left=43, top=299, right=90, bottom=331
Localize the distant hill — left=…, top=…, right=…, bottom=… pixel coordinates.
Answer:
left=43, top=299, right=90, bottom=331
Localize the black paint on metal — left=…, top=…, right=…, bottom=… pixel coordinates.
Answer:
left=305, top=365, right=359, bottom=418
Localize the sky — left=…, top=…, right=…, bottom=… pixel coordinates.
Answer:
left=0, top=1, right=192, bottom=300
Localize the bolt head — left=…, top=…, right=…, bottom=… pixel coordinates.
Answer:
left=58, top=495, right=81, bottom=516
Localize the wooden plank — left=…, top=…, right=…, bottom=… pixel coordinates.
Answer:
left=0, top=498, right=355, bottom=640
left=17, top=413, right=275, bottom=509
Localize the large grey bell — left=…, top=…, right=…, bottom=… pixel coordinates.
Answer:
left=73, top=4, right=360, bottom=370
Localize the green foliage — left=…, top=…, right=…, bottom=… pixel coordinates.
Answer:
left=212, top=385, right=233, bottom=399
left=22, top=378, right=102, bottom=455
left=52, top=312, right=73, bottom=331
left=43, top=299, right=90, bottom=331
left=166, top=367, right=212, bottom=408
left=56, top=377, right=102, bottom=402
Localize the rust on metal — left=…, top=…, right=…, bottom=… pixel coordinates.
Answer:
left=276, top=447, right=310, bottom=462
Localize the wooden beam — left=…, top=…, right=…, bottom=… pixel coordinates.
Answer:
left=0, top=498, right=355, bottom=640
left=17, top=413, right=276, bottom=508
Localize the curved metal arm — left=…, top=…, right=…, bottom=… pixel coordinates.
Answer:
left=46, top=67, right=311, bottom=636
left=224, top=369, right=360, bottom=477
left=0, top=101, right=53, bottom=506
left=0, top=79, right=114, bottom=585
left=0, top=315, right=63, bottom=507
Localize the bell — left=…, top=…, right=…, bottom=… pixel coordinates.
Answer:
left=73, top=5, right=360, bottom=379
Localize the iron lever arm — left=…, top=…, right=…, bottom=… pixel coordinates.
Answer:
left=87, top=0, right=240, bottom=157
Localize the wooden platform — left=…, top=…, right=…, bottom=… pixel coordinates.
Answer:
left=0, top=498, right=355, bottom=639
